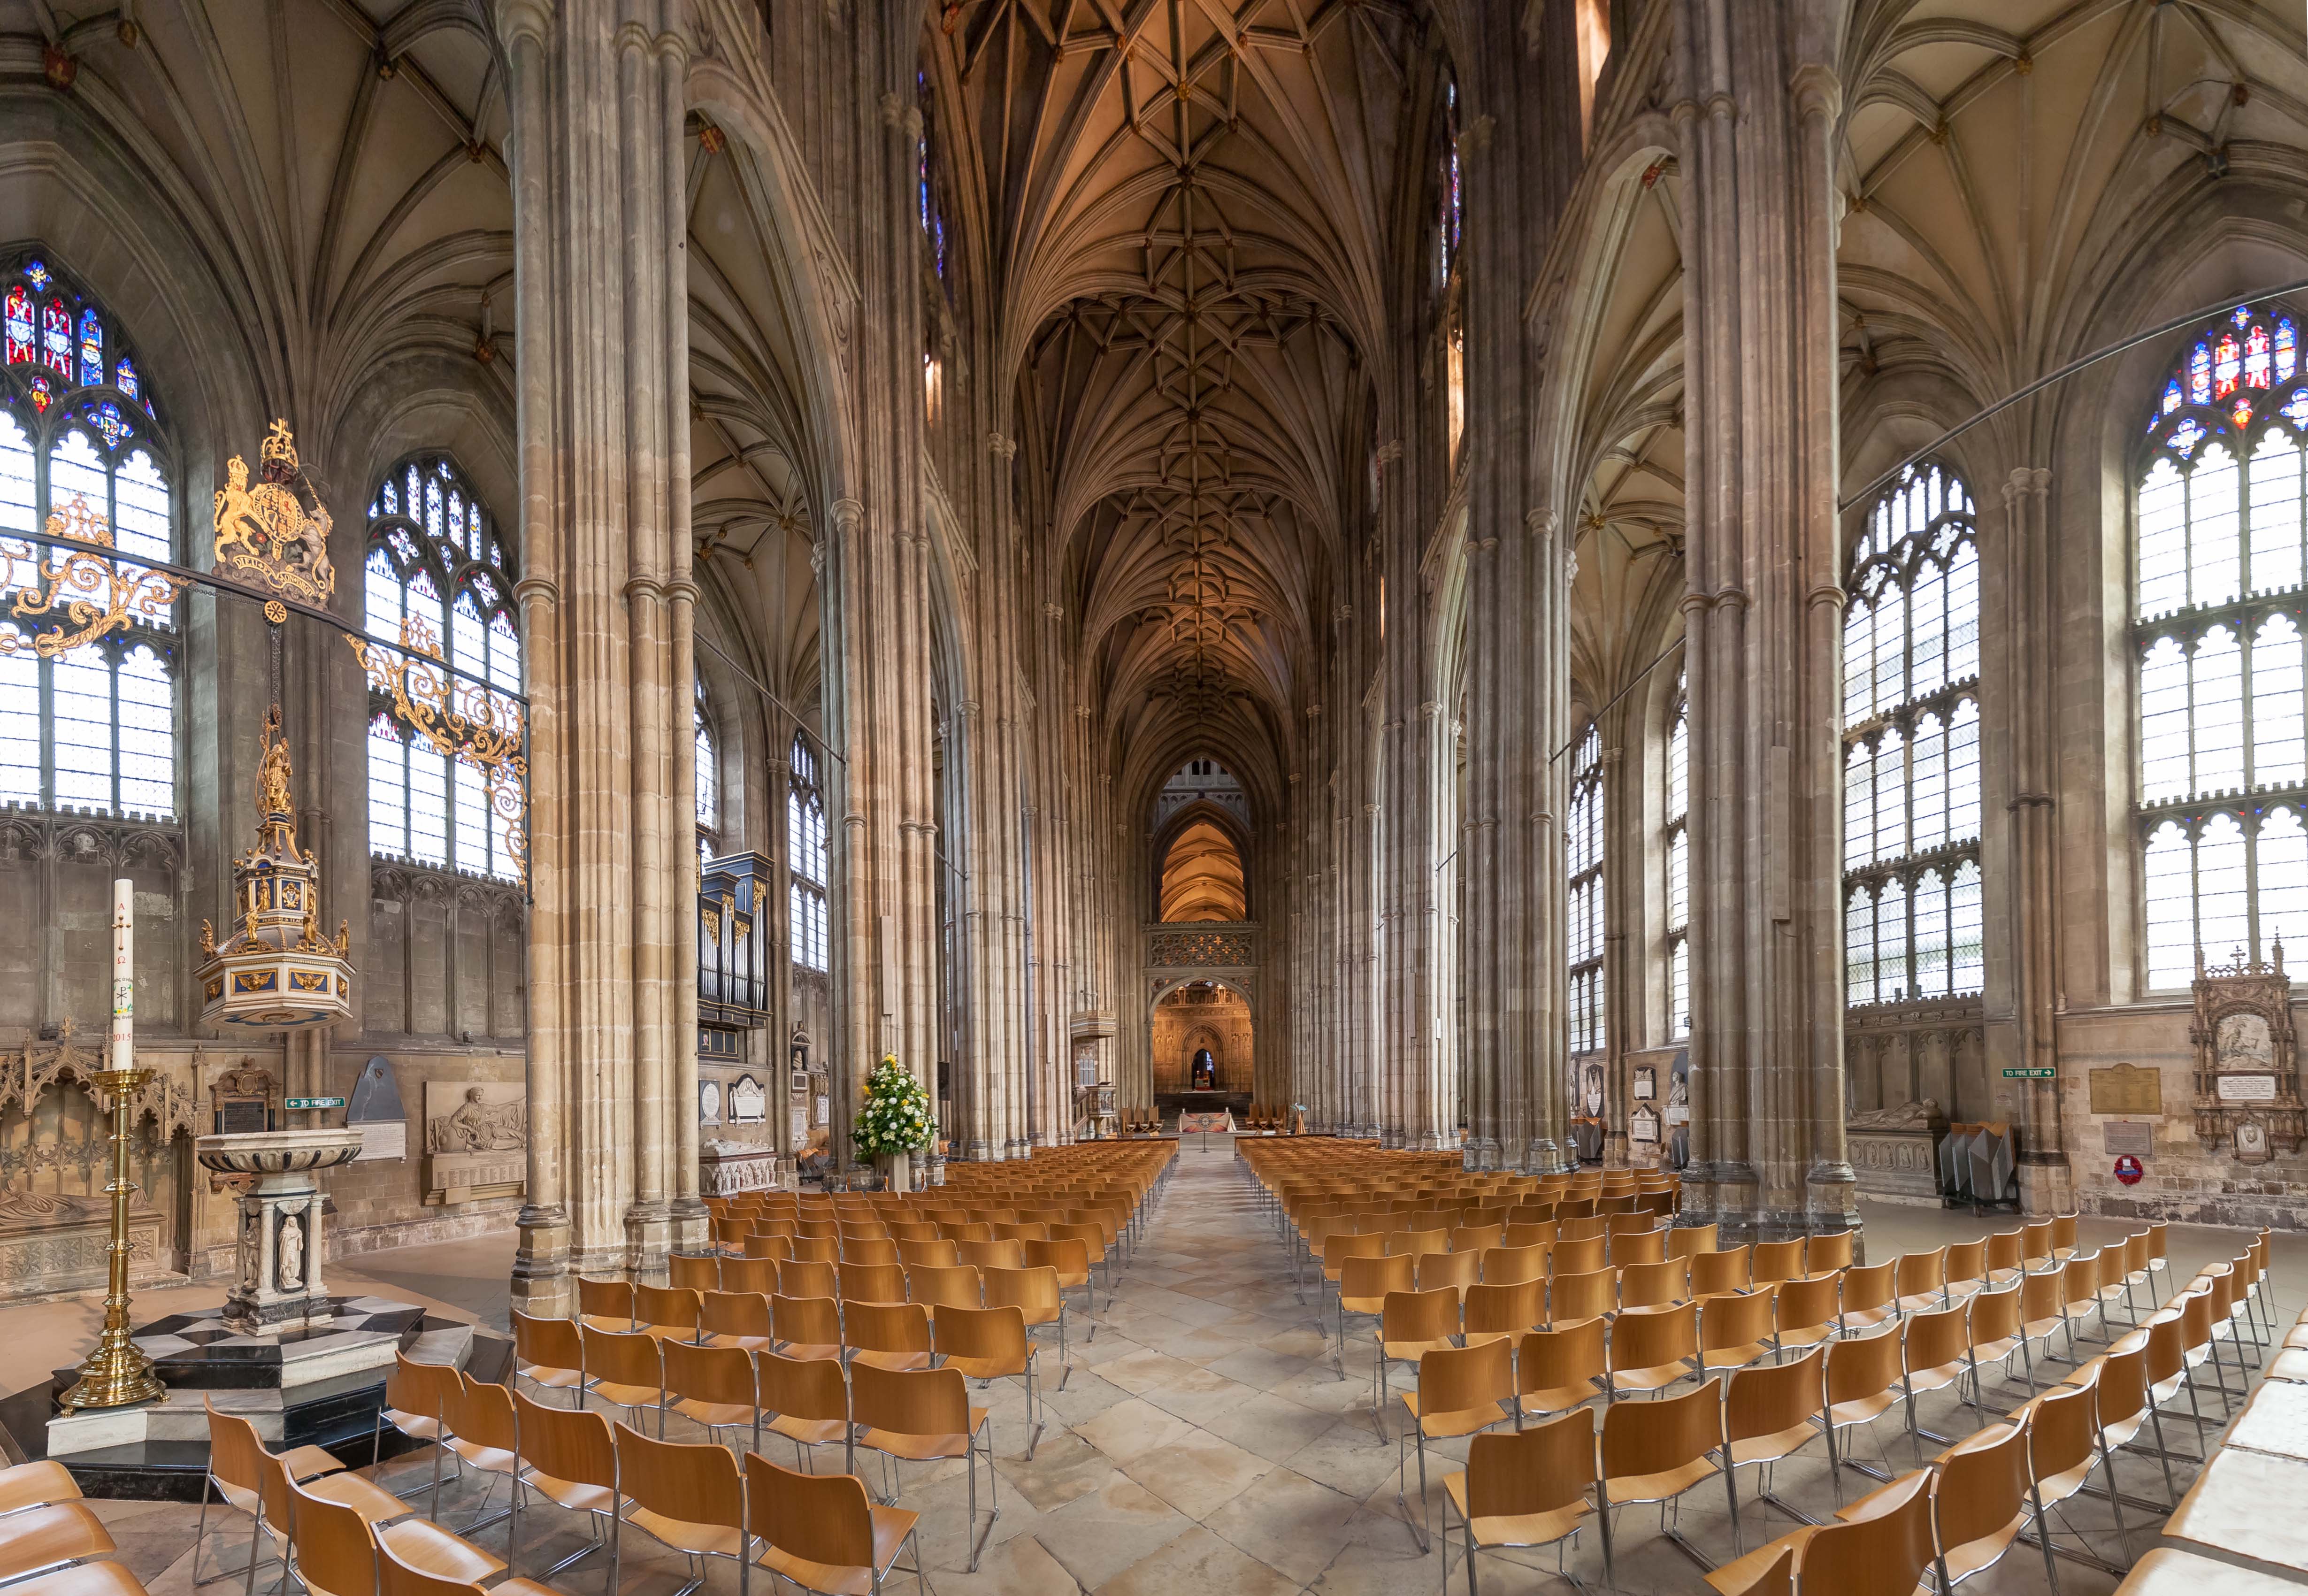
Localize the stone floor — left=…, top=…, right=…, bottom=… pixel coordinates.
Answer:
left=28, top=1143, right=2296, bottom=1594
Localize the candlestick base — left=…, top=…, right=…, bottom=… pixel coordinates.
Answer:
left=57, top=1329, right=164, bottom=1414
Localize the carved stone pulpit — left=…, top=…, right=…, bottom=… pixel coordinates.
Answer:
left=2191, top=945, right=2305, bottom=1161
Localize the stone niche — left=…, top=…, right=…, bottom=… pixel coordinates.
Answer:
left=422, top=1080, right=527, bottom=1205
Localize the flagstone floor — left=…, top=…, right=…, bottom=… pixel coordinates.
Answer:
left=69, top=1140, right=2288, bottom=1594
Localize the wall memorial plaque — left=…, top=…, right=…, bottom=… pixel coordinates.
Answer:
left=699, top=1080, right=723, bottom=1124
left=211, top=1063, right=278, bottom=1135
left=422, top=1080, right=528, bottom=1205
left=1629, top=1106, right=1659, bottom=1144
left=2217, top=1074, right=2278, bottom=1102
left=2088, top=1064, right=2162, bottom=1118
left=2190, top=946, right=2305, bottom=1156
left=2102, top=1121, right=2154, bottom=1159
left=1633, top=1066, right=1656, bottom=1101
left=728, top=1074, right=767, bottom=1124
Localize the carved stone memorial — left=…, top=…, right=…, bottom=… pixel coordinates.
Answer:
left=1847, top=1098, right=1948, bottom=1205
left=422, top=1080, right=527, bottom=1205
left=2190, top=946, right=2304, bottom=1157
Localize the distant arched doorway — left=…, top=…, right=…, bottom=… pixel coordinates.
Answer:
left=1151, top=981, right=1250, bottom=1097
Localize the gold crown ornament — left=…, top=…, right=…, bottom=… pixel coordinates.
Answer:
left=212, top=420, right=335, bottom=606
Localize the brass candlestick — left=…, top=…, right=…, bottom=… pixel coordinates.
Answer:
left=60, top=881, right=164, bottom=1412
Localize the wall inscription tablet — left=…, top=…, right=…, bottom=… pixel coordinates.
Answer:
left=2088, top=1063, right=2162, bottom=1118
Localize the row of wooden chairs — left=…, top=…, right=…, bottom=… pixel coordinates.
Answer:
left=0, top=1457, right=132, bottom=1596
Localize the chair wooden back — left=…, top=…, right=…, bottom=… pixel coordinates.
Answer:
left=2096, top=1342, right=2152, bottom=1429
left=613, top=1420, right=743, bottom=1532
left=1610, top=1228, right=1668, bottom=1267
left=1613, top=1302, right=1700, bottom=1375
left=514, top=1388, right=617, bottom=1489
left=1619, top=1258, right=1691, bottom=1310
left=635, top=1283, right=702, bottom=1338
left=1825, top=1327, right=1903, bottom=1406
left=1023, top=1237, right=1094, bottom=1283
left=771, top=1292, right=843, bottom=1350
left=1966, top=1283, right=2020, bottom=1350
left=2018, top=1220, right=2055, bottom=1268
left=511, top=1309, right=583, bottom=1379
left=756, top=1349, right=849, bottom=1425
left=1380, top=1286, right=1461, bottom=1345
left=1806, top=1230, right=1856, bottom=1274
left=1600, top=1376, right=1722, bottom=1479
left=1340, top=1253, right=1417, bottom=1304
left=838, top=1261, right=907, bottom=1305
left=844, top=1300, right=933, bottom=1359
left=1903, top=1303, right=1970, bottom=1373
left=1841, top=1261, right=1897, bottom=1319
left=2059, top=1253, right=2099, bottom=1312
left=742, top=1233, right=793, bottom=1261
left=1724, top=1346, right=1826, bottom=1446
left=1751, top=1240, right=1805, bottom=1288
left=1700, top=1287, right=1778, bottom=1354
left=1945, top=1240, right=1988, bottom=1290
left=1464, top=1279, right=1545, bottom=1342
left=1557, top=1217, right=1609, bottom=1243
left=745, top=1453, right=874, bottom=1574
left=1550, top=1235, right=1606, bottom=1275
left=933, top=1303, right=1028, bottom=1366
left=985, top=1264, right=1065, bottom=1318
left=580, top=1325, right=663, bottom=1391
left=288, top=1482, right=377, bottom=1596
left=669, top=1255, right=720, bottom=1293
left=2025, top=1371, right=2100, bottom=1486
left=1549, top=1265, right=1618, bottom=1326
left=1931, top=1419, right=2030, bottom=1569
left=1797, top=1468, right=1932, bottom=1596
left=960, top=1239, right=1027, bottom=1272
left=1417, top=1250, right=1481, bottom=1297
left=1984, top=1230, right=2022, bottom=1279
left=1690, top=1245, right=1753, bottom=1297
left=1775, top=1274, right=1841, bottom=1341
left=448, top=1370, right=517, bottom=1453
left=1414, top=1338, right=1513, bottom=1423
left=788, top=1236, right=843, bottom=1264
left=702, top=1289, right=773, bottom=1344
left=1502, top=1221, right=1557, bottom=1251
left=377, top=1536, right=480, bottom=1596
left=2049, top=1214, right=2078, bottom=1254
left=849, top=1361, right=969, bottom=1437
left=841, top=1237, right=901, bottom=1267
left=773, top=1257, right=835, bottom=1297
left=577, top=1276, right=635, bottom=1327
left=203, top=1401, right=269, bottom=1501
left=1465, top=1408, right=1596, bottom=1520
left=1449, top=1224, right=1506, bottom=1256
left=1667, top=1223, right=1718, bottom=1259
left=1480, top=1243, right=1548, bottom=1286
left=896, top=1237, right=961, bottom=1269
left=665, top=1339, right=758, bottom=1411
left=2018, top=1269, right=2066, bottom=1333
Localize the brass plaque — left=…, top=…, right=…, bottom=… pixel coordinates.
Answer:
left=2089, top=1063, right=2162, bottom=1117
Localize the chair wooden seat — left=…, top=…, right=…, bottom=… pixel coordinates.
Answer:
left=621, top=1504, right=747, bottom=1560
left=1703, top=1535, right=1801, bottom=1595
left=517, top=1465, right=615, bottom=1516
left=1398, top=1389, right=1509, bottom=1440
left=1440, top=1471, right=1591, bottom=1551
left=373, top=1518, right=506, bottom=1584
left=442, top=1435, right=516, bottom=1475
left=857, top=1409, right=990, bottom=1461
left=1, top=1560, right=148, bottom=1596
left=0, top=1504, right=115, bottom=1584
left=1726, top=1420, right=1816, bottom=1469
left=1603, top=1454, right=1719, bottom=1505
left=0, top=1462, right=79, bottom=1517
left=303, top=1469, right=420, bottom=1526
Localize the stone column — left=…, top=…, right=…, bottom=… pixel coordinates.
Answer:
left=2001, top=465, right=2072, bottom=1210
left=1674, top=3, right=1858, bottom=1240
left=498, top=0, right=699, bottom=1307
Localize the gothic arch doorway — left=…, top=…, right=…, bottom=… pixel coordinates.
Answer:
left=1150, top=980, right=1252, bottom=1099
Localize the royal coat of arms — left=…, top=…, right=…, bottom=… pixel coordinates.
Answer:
left=211, top=421, right=335, bottom=605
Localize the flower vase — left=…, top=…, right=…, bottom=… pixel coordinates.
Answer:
left=877, top=1151, right=912, bottom=1194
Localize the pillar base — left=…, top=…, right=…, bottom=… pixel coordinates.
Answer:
left=1527, top=1139, right=1572, bottom=1174
left=1463, top=1136, right=1499, bottom=1172
left=669, top=1195, right=710, bottom=1250
left=624, top=1199, right=672, bottom=1272
left=2015, top=1153, right=2075, bottom=1216
left=511, top=1203, right=570, bottom=1316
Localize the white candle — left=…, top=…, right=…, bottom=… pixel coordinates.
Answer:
left=111, top=878, right=133, bottom=1073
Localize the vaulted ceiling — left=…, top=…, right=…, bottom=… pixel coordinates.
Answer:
left=940, top=0, right=1438, bottom=794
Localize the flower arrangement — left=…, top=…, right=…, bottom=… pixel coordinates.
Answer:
left=851, top=1055, right=936, bottom=1159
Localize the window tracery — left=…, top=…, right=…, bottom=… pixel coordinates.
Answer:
left=1568, top=723, right=1605, bottom=1055
left=0, top=252, right=175, bottom=820
left=2137, top=304, right=2308, bottom=988
left=363, top=454, right=521, bottom=881
left=1843, top=462, right=1982, bottom=1004
left=1664, top=670, right=1688, bottom=1038
left=789, top=733, right=828, bottom=973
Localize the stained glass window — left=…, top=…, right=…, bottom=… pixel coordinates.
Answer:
left=1844, top=462, right=1982, bottom=1004
left=1664, top=670, right=1689, bottom=1038
left=1438, top=77, right=1463, bottom=285
left=695, top=697, right=718, bottom=861
left=917, top=70, right=947, bottom=284
left=2138, top=304, right=2308, bottom=987
left=0, top=255, right=176, bottom=821
left=790, top=733, right=829, bottom=972
left=1567, top=723, right=1605, bottom=1055
left=363, top=454, right=521, bottom=881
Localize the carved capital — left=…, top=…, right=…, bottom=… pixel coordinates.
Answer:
left=830, top=499, right=865, bottom=537
left=986, top=432, right=1018, bottom=462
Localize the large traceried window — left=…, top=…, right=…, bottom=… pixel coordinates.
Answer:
left=0, top=253, right=175, bottom=820
left=363, top=455, right=521, bottom=882
left=1567, top=723, right=1606, bottom=1056
left=1843, top=462, right=1983, bottom=1004
left=695, top=697, right=719, bottom=861
left=789, top=733, right=829, bottom=973
left=1664, top=670, right=1689, bottom=1037
left=2138, top=304, right=2308, bottom=987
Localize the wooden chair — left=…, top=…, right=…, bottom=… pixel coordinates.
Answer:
left=1440, top=1408, right=1604, bottom=1593
left=1805, top=1230, right=1856, bottom=1277
left=1839, top=1261, right=1900, bottom=1336
left=577, top=1277, right=636, bottom=1332
left=844, top=1301, right=934, bottom=1373
left=376, top=1537, right=558, bottom=1596
left=847, top=1364, right=996, bottom=1573
left=371, top=1356, right=459, bottom=1511
left=200, top=1399, right=323, bottom=1594
left=1021, top=1237, right=1097, bottom=1331
left=1376, top=1287, right=1462, bottom=1440
left=1551, top=1235, right=1607, bottom=1275
left=610, top=1423, right=751, bottom=1596
left=1900, top=1303, right=1973, bottom=1458
left=771, top=1292, right=844, bottom=1362
left=1448, top=1224, right=1506, bottom=1258
left=1611, top=1228, right=1669, bottom=1268
left=936, top=1303, right=1046, bottom=1459
left=1501, top=1223, right=1557, bottom=1252
left=1480, top=1243, right=1548, bottom=1287
left=1700, top=1288, right=1780, bottom=1376
left=779, top=1259, right=840, bottom=1300
left=579, top=1326, right=665, bottom=1435
left=721, top=1256, right=778, bottom=1296
left=1609, top=1302, right=1700, bottom=1399
left=1894, top=1248, right=1952, bottom=1317
left=743, top=1452, right=922, bottom=1596
left=441, top=1372, right=521, bottom=1534
left=701, top=1289, right=774, bottom=1352
left=958, top=1239, right=1026, bottom=1272
left=1750, top=1240, right=1806, bottom=1290
left=1824, top=1329, right=1909, bottom=1502
left=1549, top=1266, right=1618, bottom=1330
left=635, top=1283, right=704, bottom=1344
left=1598, top=1378, right=1725, bottom=1570
left=1668, top=1224, right=1718, bottom=1260
left=741, top=1233, right=794, bottom=1262
left=0, top=1499, right=115, bottom=1589
left=2084, top=1340, right=2179, bottom=1513
left=506, top=1312, right=585, bottom=1411
left=789, top=1236, right=843, bottom=1265
left=284, top=1482, right=381, bottom=1596
left=664, top=1339, right=764, bottom=1452
left=1985, top=1229, right=2025, bottom=1289
left=843, top=1237, right=902, bottom=1267
left=896, top=1237, right=960, bottom=1270
left=1718, top=1346, right=1829, bottom=1558
left=509, top=1389, right=619, bottom=1582
left=1335, top=1253, right=1415, bottom=1374
left=1960, top=1284, right=2026, bottom=1415
left=1797, top=1466, right=1934, bottom=1596
left=1944, top=1240, right=1990, bottom=1304
left=240, top=1420, right=498, bottom=1588
left=2015, top=1369, right=2128, bottom=1583
left=984, top=1263, right=1071, bottom=1367
left=1394, top=1339, right=1515, bottom=1554
left=1773, top=1273, right=1841, bottom=1356
left=838, top=1262, right=909, bottom=1308
left=1418, top=1249, right=1481, bottom=1303
left=2016, top=1270, right=2070, bottom=1392
left=1925, top=1417, right=2037, bottom=1592
left=754, top=1348, right=853, bottom=1477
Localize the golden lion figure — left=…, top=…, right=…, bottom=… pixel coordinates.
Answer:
left=211, top=421, right=335, bottom=605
